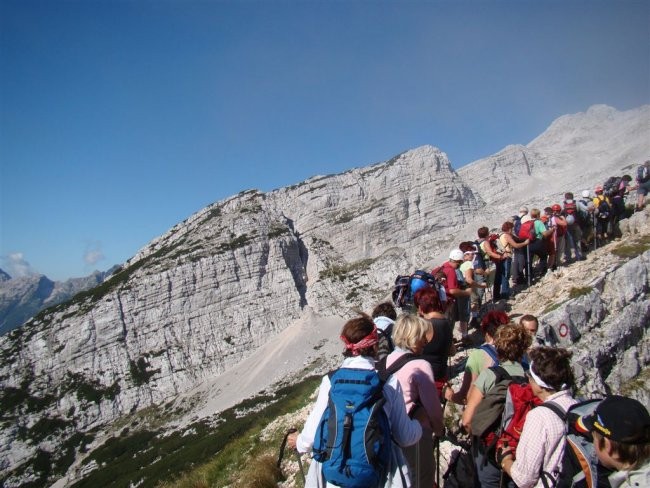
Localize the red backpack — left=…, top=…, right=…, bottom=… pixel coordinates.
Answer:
left=517, top=220, right=537, bottom=241
left=470, top=366, right=542, bottom=458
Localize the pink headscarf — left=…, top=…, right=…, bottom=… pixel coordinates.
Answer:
left=340, top=326, right=379, bottom=356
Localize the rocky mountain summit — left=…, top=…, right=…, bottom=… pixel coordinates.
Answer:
left=0, top=104, right=649, bottom=487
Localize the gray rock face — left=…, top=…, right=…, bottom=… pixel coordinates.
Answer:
left=1, top=105, right=649, bottom=486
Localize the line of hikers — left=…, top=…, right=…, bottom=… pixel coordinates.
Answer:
left=283, top=164, right=650, bottom=487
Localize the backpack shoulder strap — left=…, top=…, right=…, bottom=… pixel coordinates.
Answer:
left=480, top=344, right=500, bottom=366
left=489, top=365, right=511, bottom=383
left=377, top=353, right=417, bottom=382
left=538, top=401, right=567, bottom=421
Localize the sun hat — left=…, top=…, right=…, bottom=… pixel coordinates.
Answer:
left=577, top=395, right=650, bottom=444
left=449, top=249, right=464, bottom=261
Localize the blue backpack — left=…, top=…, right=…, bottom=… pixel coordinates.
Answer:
left=313, top=368, right=392, bottom=488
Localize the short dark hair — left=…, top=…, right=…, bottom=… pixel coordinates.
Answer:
left=477, top=226, right=489, bottom=238
left=519, top=314, right=539, bottom=328
left=528, top=347, right=575, bottom=391
left=565, top=192, right=574, bottom=200
left=372, top=302, right=397, bottom=320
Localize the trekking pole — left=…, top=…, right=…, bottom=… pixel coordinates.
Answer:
left=277, top=428, right=305, bottom=483
left=526, top=244, right=531, bottom=287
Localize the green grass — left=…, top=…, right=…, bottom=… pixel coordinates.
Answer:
left=62, top=375, right=321, bottom=488
left=568, top=286, right=593, bottom=299
left=611, top=235, right=650, bottom=259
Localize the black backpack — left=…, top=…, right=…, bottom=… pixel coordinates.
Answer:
left=602, top=176, right=622, bottom=198
left=596, top=197, right=610, bottom=221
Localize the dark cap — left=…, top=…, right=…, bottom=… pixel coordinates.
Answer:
left=577, top=395, right=650, bottom=444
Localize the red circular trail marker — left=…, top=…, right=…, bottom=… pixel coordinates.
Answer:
left=559, top=323, right=569, bottom=338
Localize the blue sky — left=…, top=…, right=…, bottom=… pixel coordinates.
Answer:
left=1, top=0, right=649, bottom=281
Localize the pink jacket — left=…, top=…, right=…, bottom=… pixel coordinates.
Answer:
left=385, top=350, right=444, bottom=435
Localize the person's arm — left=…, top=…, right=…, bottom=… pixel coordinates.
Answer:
left=445, top=369, right=474, bottom=405
left=460, top=384, right=484, bottom=435
left=414, top=362, right=444, bottom=437
left=499, top=408, right=549, bottom=488
left=287, top=374, right=331, bottom=453
left=385, top=381, right=422, bottom=447
left=463, top=268, right=485, bottom=289
left=505, top=233, right=530, bottom=249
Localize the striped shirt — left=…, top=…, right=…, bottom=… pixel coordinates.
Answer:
left=509, top=390, right=578, bottom=488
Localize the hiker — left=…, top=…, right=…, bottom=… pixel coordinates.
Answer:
left=610, top=175, right=633, bottom=238
left=434, top=250, right=472, bottom=347
left=461, top=322, right=532, bottom=488
left=577, top=395, right=650, bottom=487
left=577, top=190, right=594, bottom=251
left=519, top=314, right=546, bottom=347
left=477, top=226, right=505, bottom=302
left=549, top=204, right=568, bottom=268
left=498, top=221, right=530, bottom=297
left=498, top=347, right=578, bottom=488
left=563, top=192, right=584, bottom=262
left=414, top=287, right=454, bottom=397
left=459, top=242, right=488, bottom=335
left=287, top=314, right=422, bottom=487
left=513, top=207, right=532, bottom=286
left=593, top=185, right=611, bottom=243
left=381, top=314, right=445, bottom=488
left=444, top=310, right=509, bottom=406
left=635, top=160, right=650, bottom=211
left=373, top=301, right=398, bottom=360
left=525, top=208, right=553, bottom=278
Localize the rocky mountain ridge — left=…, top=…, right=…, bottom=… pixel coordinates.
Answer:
left=0, top=267, right=119, bottom=336
left=1, top=104, right=649, bottom=487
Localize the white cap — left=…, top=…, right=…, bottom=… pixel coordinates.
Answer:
left=449, top=249, right=464, bottom=261
left=582, top=190, right=590, bottom=198
left=519, top=206, right=528, bottom=214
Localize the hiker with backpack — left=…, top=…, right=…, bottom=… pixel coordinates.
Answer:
left=378, top=314, right=445, bottom=488
left=373, top=302, right=398, bottom=360
left=549, top=204, right=568, bottom=269
left=577, top=395, right=650, bottom=487
left=433, top=250, right=473, bottom=348
left=460, top=241, right=488, bottom=336
left=609, top=175, right=633, bottom=238
left=519, top=208, right=553, bottom=280
left=461, top=322, right=533, bottom=488
left=593, top=186, right=612, bottom=244
left=497, top=347, right=578, bottom=488
left=498, top=221, right=530, bottom=298
left=562, top=192, right=585, bottom=263
left=513, top=207, right=532, bottom=286
left=577, top=190, right=594, bottom=252
left=414, top=287, right=454, bottom=398
left=635, top=160, right=650, bottom=211
left=444, top=310, right=509, bottom=406
left=477, top=226, right=505, bottom=302
left=287, top=313, right=422, bottom=488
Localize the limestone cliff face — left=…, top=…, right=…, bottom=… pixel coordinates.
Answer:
left=1, top=105, right=649, bottom=486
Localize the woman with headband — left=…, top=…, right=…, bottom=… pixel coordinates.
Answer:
left=497, top=347, right=578, bottom=488
left=287, top=313, right=422, bottom=487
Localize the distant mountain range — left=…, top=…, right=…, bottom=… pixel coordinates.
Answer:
left=0, top=267, right=119, bottom=335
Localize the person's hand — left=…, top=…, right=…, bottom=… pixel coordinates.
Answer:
left=443, top=384, right=454, bottom=402
left=286, top=432, right=298, bottom=450
left=496, top=444, right=514, bottom=465
left=481, top=282, right=488, bottom=288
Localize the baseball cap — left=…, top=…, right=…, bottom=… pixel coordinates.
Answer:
left=449, top=249, right=464, bottom=261
left=577, top=395, right=650, bottom=444
left=582, top=190, right=590, bottom=198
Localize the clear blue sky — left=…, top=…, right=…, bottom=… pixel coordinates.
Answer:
left=1, top=0, right=649, bottom=281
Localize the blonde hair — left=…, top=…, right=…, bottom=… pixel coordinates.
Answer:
left=392, top=314, right=433, bottom=352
